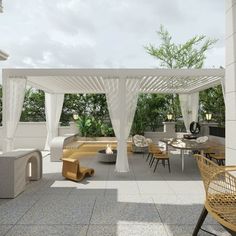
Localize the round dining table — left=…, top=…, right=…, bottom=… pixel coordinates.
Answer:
left=160, top=138, right=210, bottom=172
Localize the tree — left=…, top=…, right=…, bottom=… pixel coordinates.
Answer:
left=60, top=93, right=110, bottom=124
left=60, top=93, right=114, bottom=136
left=132, top=93, right=172, bottom=134
left=140, top=25, right=220, bottom=128
left=199, top=85, right=225, bottom=126
left=145, top=25, right=217, bottom=69
left=20, top=88, right=45, bottom=122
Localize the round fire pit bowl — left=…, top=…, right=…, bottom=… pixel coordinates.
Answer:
left=97, top=149, right=117, bottom=163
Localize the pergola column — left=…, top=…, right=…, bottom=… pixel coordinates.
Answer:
left=225, top=0, right=236, bottom=165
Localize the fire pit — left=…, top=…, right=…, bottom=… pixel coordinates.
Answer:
left=97, top=149, right=117, bottom=163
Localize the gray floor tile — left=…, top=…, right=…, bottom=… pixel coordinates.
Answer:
left=156, top=202, right=217, bottom=225
left=0, top=199, right=11, bottom=206
left=0, top=196, right=39, bottom=224
left=164, top=224, right=230, bottom=236
left=5, top=225, right=88, bottom=236
left=87, top=224, right=168, bottom=236
left=0, top=225, right=13, bottom=236
left=17, top=195, right=95, bottom=225
left=0, top=152, right=225, bottom=235
left=91, top=198, right=161, bottom=224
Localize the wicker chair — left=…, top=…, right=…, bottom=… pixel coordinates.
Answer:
left=132, top=135, right=151, bottom=154
left=193, top=154, right=236, bottom=236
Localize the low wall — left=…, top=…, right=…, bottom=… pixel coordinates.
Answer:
left=144, top=131, right=177, bottom=143
left=0, top=121, right=225, bottom=151
left=0, top=122, right=78, bottom=150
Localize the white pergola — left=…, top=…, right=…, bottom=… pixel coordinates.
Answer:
left=2, top=68, right=224, bottom=172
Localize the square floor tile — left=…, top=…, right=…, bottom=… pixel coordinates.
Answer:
left=164, top=224, right=230, bottom=236
left=91, top=197, right=161, bottom=224
left=0, top=225, right=13, bottom=236
left=0, top=196, right=38, bottom=224
left=5, top=225, right=88, bottom=236
left=17, top=195, right=95, bottom=225
left=87, top=224, right=168, bottom=236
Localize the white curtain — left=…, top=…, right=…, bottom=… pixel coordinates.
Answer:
left=179, top=92, right=199, bottom=132
left=44, top=93, right=64, bottom=150
left=104, top=77, right=140, bottom=172
left=2, top=77, right=27, bottom=152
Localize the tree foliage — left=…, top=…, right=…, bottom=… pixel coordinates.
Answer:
left=20, top=88, right=45, bottom=122
left=145, top=25, right=217, bottom=69
left=61, top=94, right=114, bottom=136
left=132, top=25, right=224, bottom=132
left=199, top=85, right=225, bottom=126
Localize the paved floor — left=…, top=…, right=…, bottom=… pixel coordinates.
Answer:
left=0, top=150, right=230, bottom=236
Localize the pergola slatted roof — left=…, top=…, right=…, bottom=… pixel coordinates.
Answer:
left=3, top=68, right=224, bottom=94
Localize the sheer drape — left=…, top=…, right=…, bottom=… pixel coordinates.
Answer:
left=44, top=93, right=64, bottom=150
left=179, top=92, right=199, bottom=132
left=104, top=77, right=140, bottom=172
left=2, top=77, right=27, bottom=152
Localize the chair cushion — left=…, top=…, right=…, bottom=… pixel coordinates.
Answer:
left=133, top=135, right=152, bottom=147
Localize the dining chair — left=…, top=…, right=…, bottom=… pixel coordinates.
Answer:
left=204, top=146, right=225, bottom=166
left=148, top=143, right=170, bottom=173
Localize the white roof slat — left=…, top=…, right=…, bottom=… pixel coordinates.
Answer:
left=3, top=68, right=224, bottom=94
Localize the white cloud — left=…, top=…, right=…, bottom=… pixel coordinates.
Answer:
left=0, top=0, right=224, bottom=74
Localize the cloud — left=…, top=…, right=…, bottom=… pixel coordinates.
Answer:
left=0, top=0, right=224, bottom=74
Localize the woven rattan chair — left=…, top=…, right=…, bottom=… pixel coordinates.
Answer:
left=132, top=135, right=151, bottom=154
left=193, top=154, right=236, bottom=236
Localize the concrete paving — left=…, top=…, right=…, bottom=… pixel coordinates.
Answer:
left=0, top=150, right=230, bottom=236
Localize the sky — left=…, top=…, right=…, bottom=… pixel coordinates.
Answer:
left=0, top=0, right=224, bottom=74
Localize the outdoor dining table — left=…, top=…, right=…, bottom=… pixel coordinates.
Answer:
left=160, top=138, right=210, bottom=172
